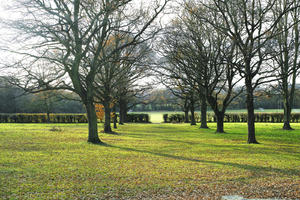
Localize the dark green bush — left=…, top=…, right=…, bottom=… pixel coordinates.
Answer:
left=163, top=114, right=168, bottom=123
left=162, top=112, right=300, bottom=123
left=0, top=113, right=88, bottom=123
left=126, top=114, right=150, bottom=123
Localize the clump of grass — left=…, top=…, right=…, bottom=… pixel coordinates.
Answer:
left=49, top=126, right=62, bottom=132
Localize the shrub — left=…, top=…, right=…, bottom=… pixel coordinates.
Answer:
left=162, top=112, right=300, bottom=123
left=0, top=113, right=88, bottom=123
left=126, top=114, right=150, bottom=123
left=163, top=114, right=168, bottom=123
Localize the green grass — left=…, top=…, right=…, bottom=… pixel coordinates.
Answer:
left=0, top=123, right=299, bottom=199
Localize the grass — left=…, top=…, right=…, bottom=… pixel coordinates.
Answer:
left=0, top=123, right=299, bottom=199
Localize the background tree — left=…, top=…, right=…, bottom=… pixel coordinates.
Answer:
left=182, top=2, right=243, bottom=133
left=32, top=90, right=63, bottom=123
left=94, top=33, right=152, bottom=133
left=156, top=21, right=208, bottom=128
left=159, top=74, right=198, bottom=124
left=198, top=0, right=295, bottom=143
left=272, top=0, right=300, bottom=130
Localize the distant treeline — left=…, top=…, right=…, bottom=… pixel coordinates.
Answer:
left=0, top=85, right=85, bottom=114
left=1, top=80, right=300, bottom=114
left=132, top=88, right=300, bottom=112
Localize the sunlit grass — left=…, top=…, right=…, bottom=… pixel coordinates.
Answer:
left=0, top=123, right=299, bottom=199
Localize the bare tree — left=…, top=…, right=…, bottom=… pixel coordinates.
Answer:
left=156, top=29, right=201, bottom=127
left=94, top=33, right=152, bottom=133
left=157, top=5, right=241, bottom=132
left=272, top=0, right=300, bottom=130
left=1, top=0, right=168, bottom=143
left=179, top=2, right=243, bottom=133
left=159, top=75, right=198, bottom=125
left=198, top=0, right=296, bottom=143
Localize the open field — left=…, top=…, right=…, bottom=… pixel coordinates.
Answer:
left=134, top=109, right=300, bottom=123
left=0, top=123, right=299, bottom=199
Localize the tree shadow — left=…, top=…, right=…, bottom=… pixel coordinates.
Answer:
left=100, top=130, right=120, bottom=135
left=101, top=144, right=299, bottom=177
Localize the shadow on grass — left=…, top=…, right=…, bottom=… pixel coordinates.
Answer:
left=99, top=143, right=299, bottom=177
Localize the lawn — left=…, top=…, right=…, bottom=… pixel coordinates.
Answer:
left=0, top=123, right=299, bottom=199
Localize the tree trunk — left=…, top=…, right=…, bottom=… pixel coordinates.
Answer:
left=183, top=97, right=190, bottom=123
left=45, top=98, right=51, bottom=123
left=282, top=79, right=293, bottom=130
left=190, top=99, right=196, bottom=125
left=200, top=98, right=208, bottom=128
left=184, top=109, right=189, bottom=123
left=123, top=107, right=128, bottom=123
left=119, top=100, right=124, bottom=125
left=85, top=101, right=102, bottom=144
left=104, top=102, right=112, bottom=133
left=119, top=99, right=127, bottom=125
left=113, top=106, right=117, bottom=129
left=119, top=108, right=124, bottom=125
left=46, top=111, right=50, bottom=123
left=216, top=112, right=225, bottom=133
left=283, top=99, right=293, bottom=130
left=246, top=87, right=259, bottom=144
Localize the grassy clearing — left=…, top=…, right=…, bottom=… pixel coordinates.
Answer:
left=0, top=123, right=299, bottom=199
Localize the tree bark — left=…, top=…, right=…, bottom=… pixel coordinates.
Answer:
left=184, top=109, right=189, bottom=123
left=113, top=106, right=117, bottom=129
left=283, top=98, right=293, bottom=130
left=45, top=98, right=51, bottom=123
left=190, top=98, right=196, bottom=125
left=119, top=99, right=127, bottom=125
left=104, top=102, right=112, bottom=133
left=200, top=97, right=208, bottom=128
left=216, top=112, right=225, bottom=133
left=183, top=96, right=190, bottom=123
left=119, top=109, right=124, bottom=125
left=85, top=101, right=102, bottom=144
left=46, top=111, right=50, bottom=123
left=246, top=85, right=259, bottom=144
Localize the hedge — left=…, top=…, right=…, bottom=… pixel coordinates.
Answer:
left=163, top=113, right=300, bottom=123
left=0, top=113, right=150, bottom=123
left=0, top=114, right=88, bottom=123
left=126, top=114, right=150, bottom=123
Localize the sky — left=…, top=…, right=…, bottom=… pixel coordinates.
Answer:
left=0, top=0, right=175, bottom=88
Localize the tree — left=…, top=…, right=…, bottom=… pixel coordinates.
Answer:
left=199, top=0, right=296, bottom=143
left=272, top=0, right=300, bottom=130
left=157, top=22, right=208, bottom=128
left=2, top=0, right=168, bottom=143
left=32, top=90, right=63, bottom=122
left=183, top=2, right=243, bottom=133
left=94, top=33, right=152, bottom=133
left=0, top=77, right=18, bottom=113
left=159, top=75, right=198, bottom=124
